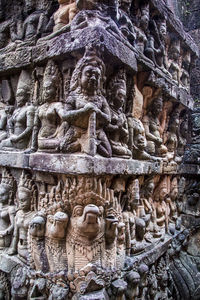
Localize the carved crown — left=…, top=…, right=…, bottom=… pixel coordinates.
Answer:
left=63, top=177, right=114, bottom=211
left=1, top=168, right=15, bottom=190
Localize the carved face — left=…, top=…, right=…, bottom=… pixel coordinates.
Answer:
left=141, top=13, right=149, bottom=31
left=151, top=98, right=163, bottom=115
left=70, top=204, right=103, bottom=240
left=134, top=130, right=147, bottom=150
left=16, top=88, right=26, bottom=107
left=29, top=216, right=46, bottom=237
left=18, top=187, right=31, bottom=211
left=42, top=80, right=57, bottom=102
left=159, top=184, right=168, bottom=201
left=80, top=65, right=101, bottom=94
left=146, top=181, right=154, bottom=197
left=0, top=184, right=10, bottom=205
left=159, top=21, right=167, bottom=40
left=120, top=0, right=131, bottom=12
left=115, top=87, right=126, bottom=109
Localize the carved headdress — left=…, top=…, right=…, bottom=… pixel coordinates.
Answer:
left=42, top=59, right=62, bottom=102
left=0, top=168, right=16, bottom=204
left=70, top=42, right=106, bottom=93
left=18, top=171, right=37, bottom=211
left=17, top=70, right=32, bottom=96
left=107, top=68, right=127, bottom=105
left=63, top=177, right=114, bottom=212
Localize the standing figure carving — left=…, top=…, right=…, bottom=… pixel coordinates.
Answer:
left=8, top=172, right=37, bottom=263
left=0, top=168, right=16, bottom=250
left=153, top=177, right=169, bottom=233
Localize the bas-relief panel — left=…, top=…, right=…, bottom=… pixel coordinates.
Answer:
left=0, top=0, right=198, bottom=299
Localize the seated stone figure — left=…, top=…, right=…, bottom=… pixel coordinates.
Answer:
left=35, top=59, right=67, bottom=152
left=106, top=69, right=132, bottom=158
left=142, top=97, right=167, bottom=158
left=128, top=117, right=158, bottom=160
left=0, top=70, right=35, bottom=151
left=60, top=44, right=112, bottom=157
left=53, top=0, right=78, bottom=32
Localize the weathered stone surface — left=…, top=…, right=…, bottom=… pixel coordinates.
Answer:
left=0, top=0, right=198, bottom=298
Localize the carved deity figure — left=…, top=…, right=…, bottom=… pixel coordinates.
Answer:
left=153, top=177, right=169, bottom=233
left=118, top=0, right=136, bottom=45
left=60, top=44, right=112, bottom=157
left=53, top=0, right=77, bottom=32
left=128, top=117, right=157, bottom=160
left=106, top=69, right=131, bottom=158
left=36, top=60, right=67, bottom=152
left=0, top=168, right=16, bottom=250
left=66, top=177, right=119, bottom=272
left=142, top=97, right=167, bottom=157
left=135, top=4, right=149, bottom=54
left=168, top=39, right=181, bottom=83
left=8, top=172, right=37, bottom=263
left=168, top=177, right=178, bottom=223
left=147, top=266, right=158, bottom=300
left=140, top=177, right=161, bottom=238
left=181, top=51, right=191, bottom=90
left=164, top=108, right=181, bottom=163
left=30, top=181, right=68, bottom=273
left=125, top=270, right=140, bottom=300
left=145, top=17, right=168, bottom=72
left=178, top=112, right=188, bottom=158
left=0, top=70, right=35, bottom=151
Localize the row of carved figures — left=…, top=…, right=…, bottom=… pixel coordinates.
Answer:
left=0, top=167, right=184, bottom=270
left=0, top=0, right=192, bottom=89
left=0, top=252, right=173, bottom=299
left=0, top=167, right=184, bottom=298
left=0, top=46, right=189, bottom=163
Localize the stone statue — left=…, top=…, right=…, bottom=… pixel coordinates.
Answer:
left=153, top=177, right=169, bottom=233
left=125, top=270, right=140, bottom=299
left=168, top=177, right=178, bottom=223
left=140, top=177, right=161, bottom=238
left=144, top=17, right=168, bottom=72
left=0, top=70, right=35, bottom=151
left=8, top=172, right=37, bottom=262
left=0, top=168, right=16, bottom=250
left=53, top=0, right=78, bottom=32
left=181, top=50, right=191, bottom=90
left=35, top=60, right=67, bottom=152
left=128, top=117, right=158, bottom=160
left=60, top=44, right=112, bottom=157
left=66, top=177, right=118, bottom=272
left=142, top=97, right=167, bottom=157
left=164, top=108, right=181, bottom=163
left=106, top=69, right=131, bottom=158
left=135, top=4, right=149, bottom=54
left=138, top=263, right=149, bottom=300
left=118, top=0, right=136, bottom=45
left=168, top=39, right=181, bottom=83
left=147, top=266, right=158, bottom=300
left=178, top=111, right=188, bottom=158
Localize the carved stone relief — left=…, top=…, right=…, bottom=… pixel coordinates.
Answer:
left=0, top=0, right=198, bottom=299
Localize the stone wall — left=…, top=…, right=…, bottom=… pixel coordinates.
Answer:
left=0, top=0, right=199, bottom=299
